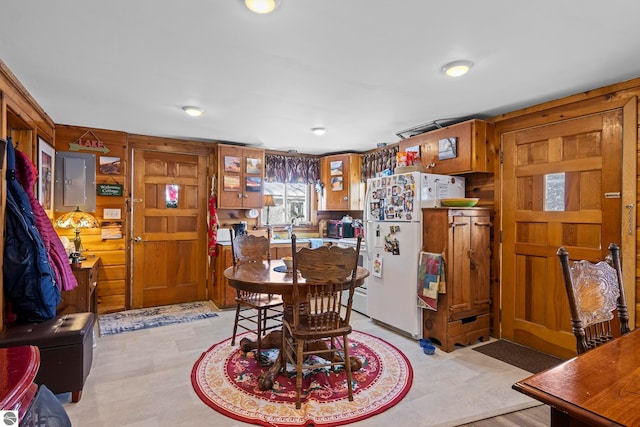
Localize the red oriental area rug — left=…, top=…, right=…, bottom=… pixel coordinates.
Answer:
left=191, top=330, right=413, bottom=427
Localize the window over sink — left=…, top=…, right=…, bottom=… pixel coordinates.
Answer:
left=261, top=182, right=310, bottom=225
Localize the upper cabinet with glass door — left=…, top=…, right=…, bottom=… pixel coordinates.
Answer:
left=319, top=154, right=363, bottom=210
left=399, top=119, right=496, bottom=175
left=217, top=144, right=265, bottom=209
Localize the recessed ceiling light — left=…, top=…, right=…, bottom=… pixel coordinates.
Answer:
left=442, top=60, right=473, bottom=77
left=311, top=127, right=327, bottom=136
left=244, top=0, right=281, bottom=14
left=182, top=106, right=204, bottom=117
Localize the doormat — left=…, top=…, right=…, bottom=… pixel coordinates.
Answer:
left=191, top=330, right=412, bottom=427
left=99, top=301, right=218, bottom=336
left=473, top=339, right=565, bottom=373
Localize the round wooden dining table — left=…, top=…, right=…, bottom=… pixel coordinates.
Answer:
left=224, top=259, right=370, bottom=391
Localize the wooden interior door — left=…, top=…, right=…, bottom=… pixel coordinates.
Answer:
left=131, top=149, right=208, bottom=308
left=501, top=111, right=624, bottom=359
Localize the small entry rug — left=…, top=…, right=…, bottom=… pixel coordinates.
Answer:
left=473, top=339, right=565, bottom=373
left=191, top=330, right=413, bottom=427
left=99, top=301, right=218, bottom=336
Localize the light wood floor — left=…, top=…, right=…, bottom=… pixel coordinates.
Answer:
left=62, top=307, right=549, bottom=426
left=460, top=405, right=550, bottom=426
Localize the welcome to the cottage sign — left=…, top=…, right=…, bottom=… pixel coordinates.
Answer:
left=97, top=184, right=123, bottom=196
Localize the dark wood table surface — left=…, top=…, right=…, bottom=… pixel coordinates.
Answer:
left=224, top=260, right=370, bottom=302
left=513, top=328, right=640, bottom=426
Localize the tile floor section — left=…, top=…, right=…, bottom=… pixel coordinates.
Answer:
left=62, top=308, right=547, bottom=426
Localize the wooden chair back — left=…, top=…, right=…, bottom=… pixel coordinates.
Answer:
left=230, top=229, right=271, bottom=266
left=290, top=234, right=361, bottom=333
left=557, top=243, right=631, bottom=354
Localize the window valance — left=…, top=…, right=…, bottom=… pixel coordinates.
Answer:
left=265, top=154, right=320, bottom=184
left=361, top=146, right=399, bottom=181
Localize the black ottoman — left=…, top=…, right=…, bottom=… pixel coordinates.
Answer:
left=0, top=312, right=94, bottom=402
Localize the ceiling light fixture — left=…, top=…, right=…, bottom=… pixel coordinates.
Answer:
left=311, top=127, right=327, bottom=136
left=442, top=60, right=473, bottom=77
left=244, top=0, right=281, bottom=14
left=182, top=106, right=204, bottom=117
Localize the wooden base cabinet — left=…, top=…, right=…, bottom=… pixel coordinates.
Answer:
left=58, top=257, right=99, bottom=316
left=212, top=244, right=237, bottom=309
left=421, top=208, right=492, bottom=352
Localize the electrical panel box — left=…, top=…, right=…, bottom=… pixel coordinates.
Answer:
left=54, top=152, right=96, bottom=213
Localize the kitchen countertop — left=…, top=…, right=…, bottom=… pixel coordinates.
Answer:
left=217, top=237, right=341, bottom=246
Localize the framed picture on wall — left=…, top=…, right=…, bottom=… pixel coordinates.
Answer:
left=38, top=137, right=55, bottom=218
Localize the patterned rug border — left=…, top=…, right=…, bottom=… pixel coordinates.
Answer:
left=191, top=330, right=413, bottom=427
left=99, top=301, right=219, bottom=336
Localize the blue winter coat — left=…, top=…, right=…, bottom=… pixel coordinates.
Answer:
left=3, top=138, right=60, bottom=322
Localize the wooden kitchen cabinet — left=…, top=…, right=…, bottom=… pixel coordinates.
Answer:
left=399, top=119, right=495, bottom=175
left=58, top=256, right=100, bottom=315
left=217, top=144, right=265, bottom=209
left=421, top=208, right=492, bottom=352
left=212, top=244, right=237, bottom=309
left=319, top=153, right=364, bottom=210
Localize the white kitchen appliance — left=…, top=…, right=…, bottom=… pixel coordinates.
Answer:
left=364, top=172, right=465, bottom=338
left=338, top=238, right=368, bottom=315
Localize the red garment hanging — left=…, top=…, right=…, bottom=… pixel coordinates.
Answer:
left=208, top=194, right=218, bottom=256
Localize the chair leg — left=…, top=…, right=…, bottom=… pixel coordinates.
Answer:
left=343, top=335, right=353, bottom=401
left=295, top=337, right=304, bottom=409
left=231, top=303, right=242, bottom=346
left=256, top=308, right=263, bottom=364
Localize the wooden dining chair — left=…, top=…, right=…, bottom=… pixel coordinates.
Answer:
left=230, top=228, right=283, bottom=361
left=557, top=243, right=631, bottom=355
left=279, top=234, right=361, bottom=409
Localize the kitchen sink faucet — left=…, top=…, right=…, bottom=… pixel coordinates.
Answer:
left=285, top=224, right=294, bottom=239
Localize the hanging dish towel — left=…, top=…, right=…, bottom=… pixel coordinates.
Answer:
left=309, top=238, right=324, bottom=249
left=417, top=252, right=446, bottom=311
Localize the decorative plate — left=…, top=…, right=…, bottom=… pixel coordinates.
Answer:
left=440, top=198, right=479, bottom=207
left=245, top=208, right=259, bottom=218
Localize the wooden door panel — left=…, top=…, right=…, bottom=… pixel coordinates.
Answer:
left=502, top=111, right=623, bottom=358
left=132, top=149, right=207, bottom=308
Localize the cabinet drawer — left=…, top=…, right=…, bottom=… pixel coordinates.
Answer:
left=447, top=313, right=490, bottom=337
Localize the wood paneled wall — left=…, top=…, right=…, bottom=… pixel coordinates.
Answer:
left=0, top=58, right=55, bottom=330
left=53, top=125, right=129, bottom=314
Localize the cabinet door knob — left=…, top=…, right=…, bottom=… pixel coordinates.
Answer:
left=237, top=193, right=243, bottom=198
left=343, top=196, right=348, bottom=201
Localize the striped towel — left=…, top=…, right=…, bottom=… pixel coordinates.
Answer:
left=417, top=252, right=446, bottom=311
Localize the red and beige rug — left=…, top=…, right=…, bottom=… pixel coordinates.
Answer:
left=191, top=330, right=413, bottom=427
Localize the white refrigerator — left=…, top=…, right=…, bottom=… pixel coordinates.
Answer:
left=364, top=172, right=465, bottom=338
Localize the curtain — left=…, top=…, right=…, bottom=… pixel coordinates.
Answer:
left=361, top=145, right=399, bottom=181
left=265, top=154, right=320, bottom=184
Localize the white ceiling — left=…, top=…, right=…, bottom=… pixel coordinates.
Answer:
left=2, top=1, right=640, bottom=155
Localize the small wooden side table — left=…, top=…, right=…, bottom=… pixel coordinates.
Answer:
left=58, top=256, right=100, bottom=316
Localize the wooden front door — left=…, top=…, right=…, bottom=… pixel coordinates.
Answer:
left=131, top=149, right=208, bottom=308
left=501, top=111, right=625, bottom=358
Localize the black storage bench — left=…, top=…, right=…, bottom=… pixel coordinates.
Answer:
left=0, top=312, right=94, bottom=402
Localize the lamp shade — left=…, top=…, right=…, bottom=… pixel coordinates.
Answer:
left=263, top=194, right=276, bottom=207
left=55, top=208, right=100, bottom=256
left=55, top=208, right=100, bottom=230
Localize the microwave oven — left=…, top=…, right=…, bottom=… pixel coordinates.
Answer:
left=327, top=220, right=363, bottom=239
